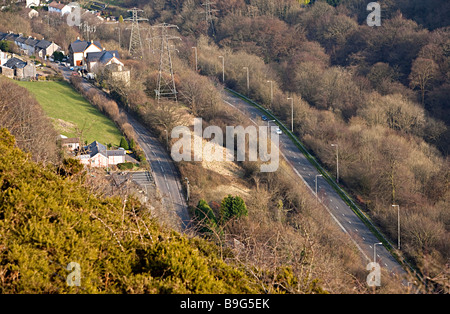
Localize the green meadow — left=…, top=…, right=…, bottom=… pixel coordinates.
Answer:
left=15, top=80, right=123, bottom=146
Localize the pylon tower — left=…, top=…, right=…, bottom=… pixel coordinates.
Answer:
left=153, top=23, right=180, bottom=103
left=202, top=0, right=218, bottom=36
left=125, top=8, right=148, bottom=58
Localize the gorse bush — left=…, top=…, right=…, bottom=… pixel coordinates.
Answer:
left=0, top=128, right=267, bottom=294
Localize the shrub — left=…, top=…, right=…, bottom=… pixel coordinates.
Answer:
left=220, top=195, right=248, bottom=223
left=117, top=162, right=134, bottom=170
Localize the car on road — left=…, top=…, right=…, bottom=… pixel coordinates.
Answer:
left=261, top=115, right=268, bottom=121
left=276, top=127, right=282, bottom=135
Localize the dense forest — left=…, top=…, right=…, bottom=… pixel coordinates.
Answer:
left=0, top=0, right=448, bottom=293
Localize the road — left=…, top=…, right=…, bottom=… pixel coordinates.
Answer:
left=223, top=90, right=408, bottom=279
left=58, top=64, right=406, bottom=278
left=58, top=65, right=189, bottom=230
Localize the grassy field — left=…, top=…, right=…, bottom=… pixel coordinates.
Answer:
left=15, top=80, right=123, bottom=146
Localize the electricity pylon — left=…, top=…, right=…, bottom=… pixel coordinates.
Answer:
left=152, top=23, right=181, bottom=103
left=125, top=7, right=148, bottom=59
left=202, top=0, right=219, bottom=36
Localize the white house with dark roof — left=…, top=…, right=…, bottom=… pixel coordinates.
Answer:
left=68, top=39, right=102, bottom=67
left=86, top=49, right=123, bottom=72
left=77, top=141, right=127, bottom=168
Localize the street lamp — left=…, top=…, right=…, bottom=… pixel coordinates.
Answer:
left=164, top=129, right=168, bottom=150
left=315, top=174, right=323, bottom=199
left=219, top=55, right=225, bottom=83
left=243, top=66, right=249, bottom=91
left=287, top=97, right=294, bottom=133
left=331, top=143, right=339, bottom=184
left=392, top=205, right=400, bottom=250
left=185, top=177, right=190, bottom=202
left=192, top=47, right=198, bottom=72
left=267, top=80, right=273, bottom=105
left=374, top=242, right=383, bottom=263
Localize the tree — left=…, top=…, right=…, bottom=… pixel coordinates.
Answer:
left=0, top=40, right=10, bottom=52
left=220, top=195, right=248, bottom=223
left=119, top=137, right=129, bottom=150
left=409, top=57, right=439, bottom=105
left=194, top=199, right=218, bottom=234
left=118, top=15, right=124, bottom=23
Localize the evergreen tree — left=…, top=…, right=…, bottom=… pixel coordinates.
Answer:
left=195, top=199, right=218, bottom=234
left=220, top=195, right=248, bottom=223
left=119, top=137, right=129, bottom=150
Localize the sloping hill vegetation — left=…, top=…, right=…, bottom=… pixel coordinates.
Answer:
left=1, top=0, right=448, bottom=293
left=0, top=128, right=278, bottom=294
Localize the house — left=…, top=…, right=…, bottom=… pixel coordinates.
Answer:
left=23, top=36, right=40, bottom=56
left=1, top=57, right=36, bottom=79
left=0, top=32, right=19, bottom=43
left=48, top=1, right=71, bottom=15
left=0, top=50, right=10, bottom=66
left=59, top=136, right=80, bottom=152
left=26, top=0, right=40, bottom=8
left=77, top=141, right=127, bottom=168
left=35, top=39, right=60, bottom=58
left=14, top=35, right=28, bottom=51
left=106, top=63, right=131, bottom=87
left=68, top=39, right=102, bottom=67
left=24, top=8, right=39, bottom=19
left=86, top=49, right=123, bottom=72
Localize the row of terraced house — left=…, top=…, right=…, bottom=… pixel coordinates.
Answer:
left=0, top=31, right=61, bottom=58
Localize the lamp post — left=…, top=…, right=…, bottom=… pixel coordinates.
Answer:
left=392, top=205, right=400, bottom=250
left=331, top=143, right=339, bottom=184
left=315, top=174, right=323, bottom=200
left=192, top=47, right=198, bottom=72
left=164, top=129, right=168, bottom=150
left=185, top=177, right=190, bottom=202
left=267, top=80, right=273, bottom=105
left=243, top=66, right=249, bottom=91
left=374, top=242, right=382, bottom=263
left=287, top=97, right=294, bottom=133
left=219, top=55, right=225, bottom=83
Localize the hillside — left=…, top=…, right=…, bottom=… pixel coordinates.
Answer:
left=0, top=128, right=263, bottom=293
left=0, top=128, right=335, bottom=294
left=15, top=80, right=123, bottom=147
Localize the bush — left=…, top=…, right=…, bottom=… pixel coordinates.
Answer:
left=117, top=162, right=134, bottom=170
left=194, top=199, right=218, bottom=234
left=220, top=195, right=248, bottom=223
